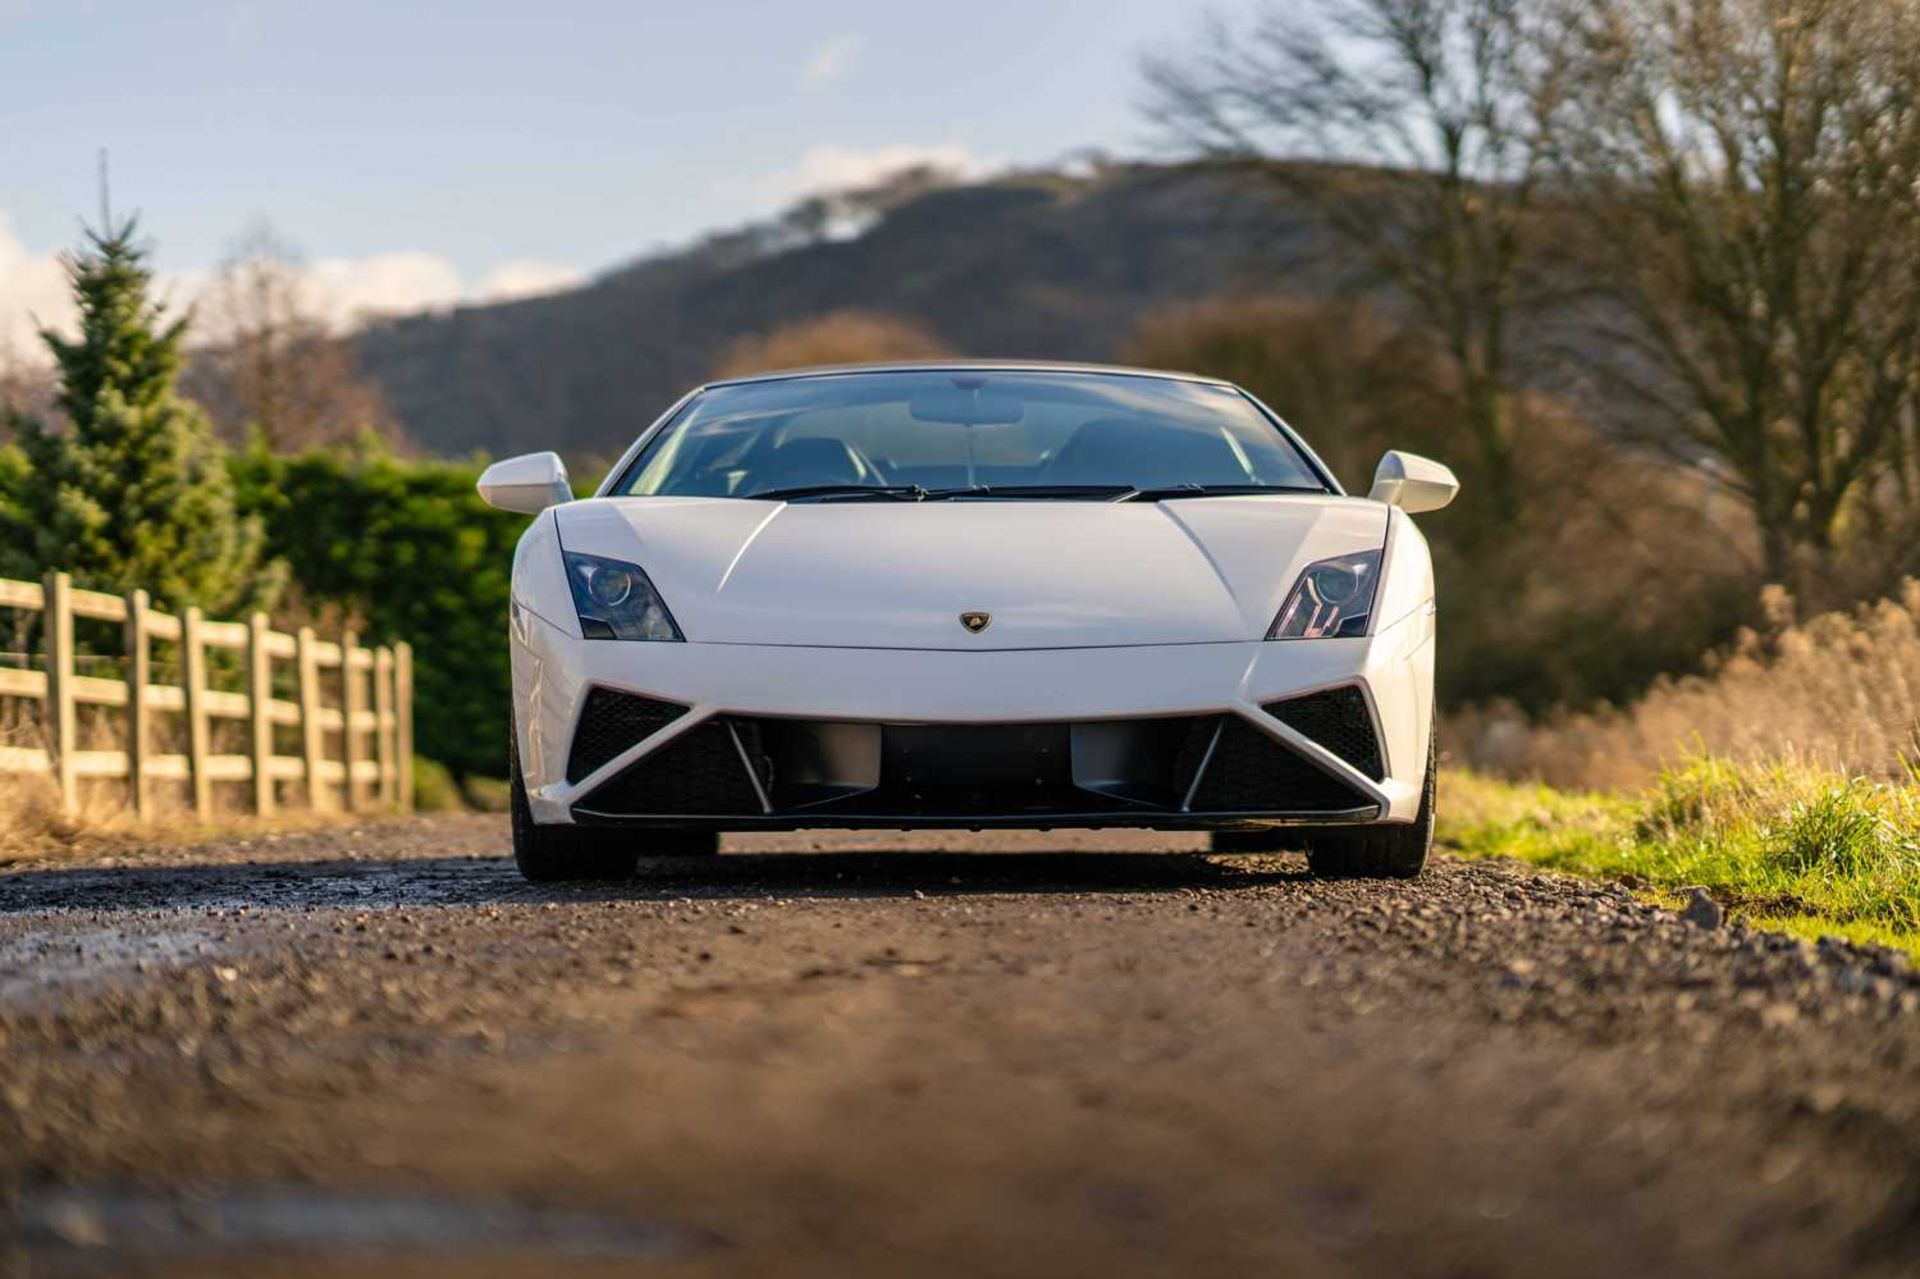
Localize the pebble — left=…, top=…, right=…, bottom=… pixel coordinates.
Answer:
left=1681, top=889, right=1724, bottom=931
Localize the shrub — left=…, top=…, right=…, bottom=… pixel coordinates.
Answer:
left=712, top=311, right=952, bottom=378
left=410, top=756, right=467, bottom=813
left=460, top=775, right=512, bottom=813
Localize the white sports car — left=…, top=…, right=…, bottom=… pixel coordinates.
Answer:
left=478, top=363, right=1457, bottom=883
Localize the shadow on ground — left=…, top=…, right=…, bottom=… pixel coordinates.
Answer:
left=0, top=849, right=1313, bottom=915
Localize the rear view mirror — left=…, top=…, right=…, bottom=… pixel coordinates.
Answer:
left=477, top=451, right=574, bottom=514
left=1368, top=450, right=1459, bottom=514
left=909, top=387, right=1025, bottom=425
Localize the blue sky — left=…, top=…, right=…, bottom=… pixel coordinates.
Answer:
left=1, top=0, right=1210, bottom=353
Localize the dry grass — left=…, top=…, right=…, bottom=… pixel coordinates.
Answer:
left=0, top=768, right=355, bottom=864
left=0, top=709, right=438, bottom=862
left=1453, top=580, right=1920, bottom=789
left=0, top=772, right=98, bottom=858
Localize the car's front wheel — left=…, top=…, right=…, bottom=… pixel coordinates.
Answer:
left=509, top=729, right=717, bottom=882
left=1305, top=731, right=1435, bottom=880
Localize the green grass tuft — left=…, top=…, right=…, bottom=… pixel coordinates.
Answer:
left=1440, top=758, right=1920, bottom=954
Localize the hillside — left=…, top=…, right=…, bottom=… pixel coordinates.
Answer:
left=352, top=165, right=1335, bottom=459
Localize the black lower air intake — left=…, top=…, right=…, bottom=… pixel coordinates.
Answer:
left=577, top=719, right=768, bottom=815
left=1185, top=717, right=1375, bottom=811
left=566, top=687, right=691, bottom=783
left=1263, top=686, right=1385, bottom=781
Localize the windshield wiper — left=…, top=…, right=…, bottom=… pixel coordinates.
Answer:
left=1115, top=484, right=1327, bottom=502
left=745, top=484, right=930, bottom=503
left=744, top=482, right=1326, bottom=503
left=918, top=484, right=1141, bottom=501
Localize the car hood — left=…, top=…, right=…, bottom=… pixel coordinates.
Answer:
left=552, top=496, right=1388, bottom=649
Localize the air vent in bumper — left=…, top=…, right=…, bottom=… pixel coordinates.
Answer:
left=575, top=718, right=769, bottom=814
left=1263, top=686, right=1385, bottom=781
left=1184, top=717, right=1376, bottom=812
left=566, top=687, right=690, bottom=783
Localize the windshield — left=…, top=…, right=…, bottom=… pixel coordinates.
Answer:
left=611, top=370, right=1331, bottom=500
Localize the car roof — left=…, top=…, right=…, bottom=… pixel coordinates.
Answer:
left=700, top=360, right=1237, bottom=390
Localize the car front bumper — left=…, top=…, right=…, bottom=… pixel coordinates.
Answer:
left=511, top=601, right=1435, bottom=829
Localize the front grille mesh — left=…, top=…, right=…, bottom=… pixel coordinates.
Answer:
left=578, top=718, right=766, bottom=815
left=1264, top=686, right=1385, bottom=781
left=566, top=688, right=690, bottom=783
left=1186, top=717, right=1372, bottom=812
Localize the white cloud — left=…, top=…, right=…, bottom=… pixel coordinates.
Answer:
left=0, top=211, right=75, bottom=365
left=306, top=251, right=466, bottom=329
left=0, top=210, right=587, bottom=364
left=759, top=142, right=990, bottom=203
left=800, top=34, right=863, bottom=90
left=477, top=259, right=583, bottom=303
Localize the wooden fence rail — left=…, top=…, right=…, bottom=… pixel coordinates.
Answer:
left=0, top=571, right=412, bottom=818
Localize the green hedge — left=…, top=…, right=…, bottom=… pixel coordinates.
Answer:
left=233, top=442, right=526, bottom=779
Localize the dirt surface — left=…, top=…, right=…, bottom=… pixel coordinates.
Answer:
left=0, top=816, right=1916, bottom=1278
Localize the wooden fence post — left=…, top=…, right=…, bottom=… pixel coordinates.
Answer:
left=182, top=606, right=212, bottom=819
left=124, top=588, right=150, bottom=817
left=296, top=626, right=326, bottom=811
left=395, top=641, right=414, bottom=815
left=43, top=571, right=76, bottom=816
left=373, top=646, right=396, bottom=809
left=341, top=630, right=364, bottom=811
left=247, top=612, right=274, bottom=816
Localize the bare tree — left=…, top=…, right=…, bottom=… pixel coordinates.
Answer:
left=1144, top=0, right=1563, bottom=518
left=184, top=225, right=401, bottom=451
left=1555, top=0, right=1920, bottom=585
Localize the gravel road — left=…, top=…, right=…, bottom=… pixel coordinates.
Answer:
left=0, top=815, right=1916, bottom=1278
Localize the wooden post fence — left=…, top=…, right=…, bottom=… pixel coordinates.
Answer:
left=0, top=571, right=415, bottom=819
left=125, top=587, right=151, bottom=816
left=341, top=629, right=366, bottom=812
left=44, top=571, right=76, bottom=815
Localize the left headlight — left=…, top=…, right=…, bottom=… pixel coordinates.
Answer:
left=1268, top=549, right=1381, bottom=640
left=563, top=551, right=683, bottom=641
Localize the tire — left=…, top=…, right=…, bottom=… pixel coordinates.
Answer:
left=1209, top=828, right=1294, bottom=854
left=511, top=751, right=641, bottom=882
left=509, top=724, right=718, bottom=882
left=1305, top=729, right=1436, bottom=880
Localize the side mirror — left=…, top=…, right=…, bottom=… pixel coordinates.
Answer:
left=477, top=452, right=573, bottom=514
left=1368, top=450, right=1459, bottom=514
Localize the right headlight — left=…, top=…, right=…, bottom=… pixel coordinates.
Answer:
left=1267, top=549, right=1381, bottom=640
left=563, top=551, right=682, bottom=641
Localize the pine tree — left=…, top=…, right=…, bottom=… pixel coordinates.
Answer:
left=1, top=219, right=282, bottom=613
